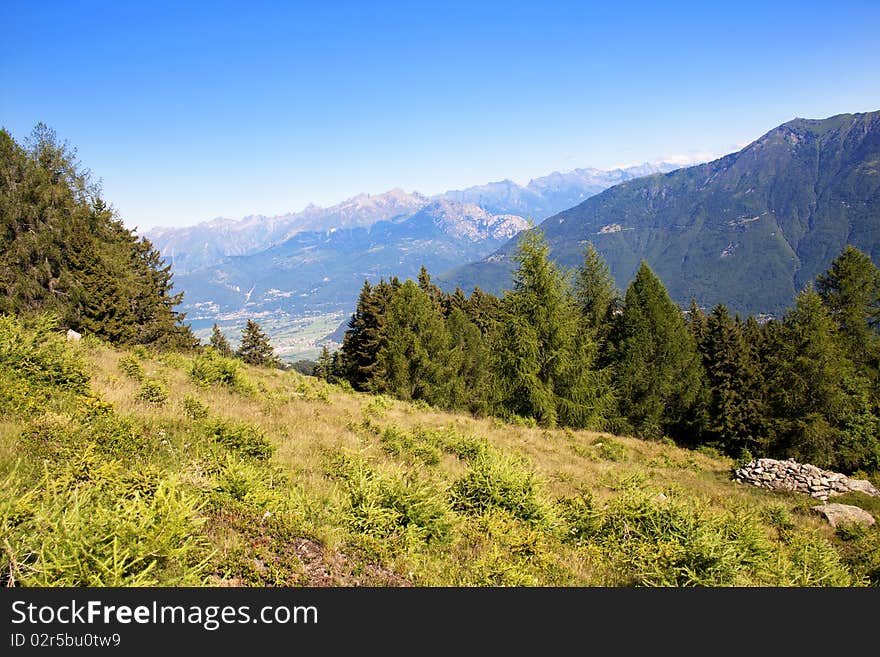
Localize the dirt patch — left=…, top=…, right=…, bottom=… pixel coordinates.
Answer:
left=206, top=511, right=410, bottom=587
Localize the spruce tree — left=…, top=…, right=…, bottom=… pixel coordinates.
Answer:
left=611, top=261, right=705, bottom=441
left=339, top=280, right=391, bottom=390
left=417, top=266, right=446, bottom=315
left=376, top=280, right=450, bottom=402
left=313, top=345, right=334, bottom=381
left=816, top=245, right=880, bottom=392
left=444, top=307, right=491, bottom=413
left=491, top=229, right=608, bottom=428
left=702, top=305, right=767, bottom=456
left=210, top=323, right=233, bottom=356
left=0, top=125, right=195, bottom=348
left=237, top=320, right=278, bottom=367
left=764, top=287, right=855, bottom=467
left=574, top=241, right=619, bottom=346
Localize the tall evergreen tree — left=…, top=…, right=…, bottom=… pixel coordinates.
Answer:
left=816, top=245, right=880, bottom=391
left=465, top=286, right=501, bottom=336
left=339, top=280, right=391, bottom=390
left=417, top=266, right=446, bottom=315
left=491, top=229, right=608, bottom=428
left=210, top=323, right=233, bottom=356
left=376, top=281, right=450, bottom=402
left=764, top=288, right=856, bottom=467
left=611, top=261, right=705, bottom=441
left=574, top=241, right=619, bottom=346
left=443, top=307, right=491, bottom=414
left=237, top=320, right=278, bottom=367
left=702, top=305, right=767, bottom=456
left=0, top=124, right=195, bottom=348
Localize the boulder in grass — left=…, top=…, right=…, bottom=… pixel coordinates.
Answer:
left=811, top=503, right=876, bottom=529
left=66, top=329, right=81, bottom=341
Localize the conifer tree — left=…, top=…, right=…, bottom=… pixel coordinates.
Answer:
left=764, top=287, right=855, bottom=467
left=339, top=280, right=391, bottom=390
left=313, top=345, right=334, bottom=381
left=686, top=299, right=708, bottom=351
left=0, top=124, right=196, bottom=348
left=376, top=280, right=450, bottom=402
left=465, top=286, right=501, bottom=336
left=702, top=305, right=767, bottom=455
left=611, top=261, right=705, bottom=441
left=237, top=320, right=278, bottom=367
left=210, top=323, right=233, bottom=356
left=417, top=266, right=446, bottom=315
left=574, top=242, right=619, bottom=346
left=444, top=307, right=491, bottom=413
left=816, top=245, right=880, bottom=390
left=491, top=229, right=608, bottom=428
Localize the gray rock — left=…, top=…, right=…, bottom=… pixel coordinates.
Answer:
left=847, top=479, right=880, bottom=497
left=811, top=504, right=876, bottom=529
left=66, top=329, right=82, bottom=341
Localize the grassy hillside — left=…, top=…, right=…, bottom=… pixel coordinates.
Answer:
left=2, top=315, right=879, bottom=586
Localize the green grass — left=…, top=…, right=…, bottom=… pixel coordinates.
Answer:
left=2, top=312, right=879, bottom=587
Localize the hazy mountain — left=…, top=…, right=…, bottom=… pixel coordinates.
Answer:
left=441, top=111, right=880, bottom=317
left=147, top=188, right=428, bottom=274
left=174, top=200, right=530, bottom=323
left=437, top=162, right=681, bottom=219
left=145, top=163, right=683, bottom=275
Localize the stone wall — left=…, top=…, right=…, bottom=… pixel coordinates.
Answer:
left=733, top=458, right=880, bottom=501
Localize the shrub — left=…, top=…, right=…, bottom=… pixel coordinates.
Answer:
left=190, top=351, right=253, bottom=394
left=118, top=354, right=145, bottom=381
left=594, top=436, right=626, bottom=461
left=1, top=465, right=210, bottom=586
left=203, top=420, right=275, bottom=461
left=378, top=426, right=442, bottom=466
left=450, top=448, right=552, bottom=525
left=329, top=452, right=453, bottom=548
left=0, top=314, right=88, bottom=392
left=136, top=380, right=168, bottom=405
left=182, top=395, right=209, bottom=420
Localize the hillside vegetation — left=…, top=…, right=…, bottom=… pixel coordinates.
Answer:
left=2, top=315, right=879, bottom=586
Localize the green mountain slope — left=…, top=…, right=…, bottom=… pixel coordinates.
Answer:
left=2, top=315, right=878, bottom=586
left=441, top=111, right=880, bottom=316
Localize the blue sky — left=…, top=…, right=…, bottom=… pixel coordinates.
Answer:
left=2, top=1, right=879, bottom=230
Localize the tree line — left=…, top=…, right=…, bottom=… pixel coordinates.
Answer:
left=317, top=231, right=879, bottom=474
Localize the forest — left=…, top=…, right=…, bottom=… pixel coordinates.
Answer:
left=324, top=232, right=880, bottom=476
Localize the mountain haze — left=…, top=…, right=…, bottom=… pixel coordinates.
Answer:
left=442, top=111, right=880, bottom=316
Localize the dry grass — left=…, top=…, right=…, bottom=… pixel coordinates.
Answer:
left=68, top=343, right=878, bottom=586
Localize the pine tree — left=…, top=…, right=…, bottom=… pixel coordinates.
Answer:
left=702, top=305, right=767, bottom=456
left=210, top=323, right=233, bottom=356
left=491, top=229, right=609, bottom=428
left=417, top=266, right=446, bottom=315
left=0, top=125, right=195, bottom=348
left=574, top=242, right=619, bottom=346
left=313, top=345, right=334, bottom=381
left=611, top=261, right=705, bottom=441
left=237, top=320, right=278, bottom=367
left=686, top=299, right=708, bottom=351
left=376, top=280, right=450, bottom=402
left=465, top=286, right=501, bottom=336
left=764, top=287, right=856, bottom=467
left=443, top=307, right=491, bottom=414
left=339, top=280, right=390, bottom=390
left=816, top=245, right=880, bottom=392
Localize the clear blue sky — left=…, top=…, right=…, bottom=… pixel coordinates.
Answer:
left=2, top=0, right=878, bottom=230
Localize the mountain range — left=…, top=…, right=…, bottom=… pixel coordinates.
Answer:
left=442, top=111, right=880, bottom=317
left=145, top=161, right=679, bottom=351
